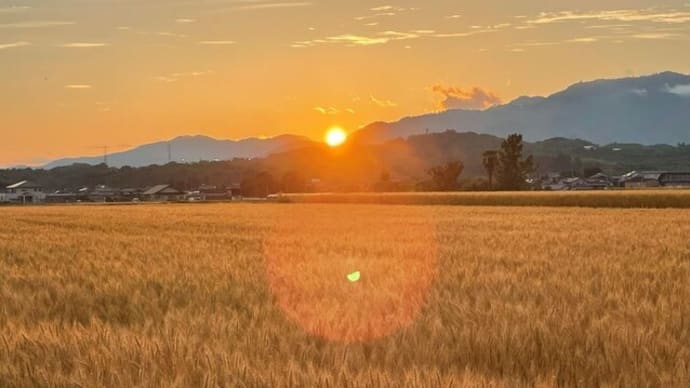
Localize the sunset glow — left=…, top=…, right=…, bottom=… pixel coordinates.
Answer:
left=325, top=128, right=348, bottom=147
left=2, top=1, right=689, bottom=166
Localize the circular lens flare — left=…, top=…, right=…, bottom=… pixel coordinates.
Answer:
left=325, top=127, right=347, bottom=147
left=264, top=207, right=438, bottom=344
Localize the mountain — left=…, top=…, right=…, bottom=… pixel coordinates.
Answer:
left=5, top=131, right=690, bottom=191
left=353, top=72, right=690, bottom=145
left=42, top=134, right=315, bottom=169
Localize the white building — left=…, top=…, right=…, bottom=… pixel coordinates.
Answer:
left=2, top=181, right=47, bottom=204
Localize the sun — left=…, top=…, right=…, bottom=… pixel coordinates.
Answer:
left=325, top=127, right=347, bottom=147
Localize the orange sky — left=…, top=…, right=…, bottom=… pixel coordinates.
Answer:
left=2, top=0, right=690, bottom=166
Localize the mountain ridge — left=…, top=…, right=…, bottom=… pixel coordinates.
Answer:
left=42, top=134, right=315, bottom=169
left=353, top=71, right=690, bottom=145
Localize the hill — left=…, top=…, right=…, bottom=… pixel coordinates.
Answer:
left=42, top=134, right=315, bottom=169
left=4, top=131, right=689, bottom=191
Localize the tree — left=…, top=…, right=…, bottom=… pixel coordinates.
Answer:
left=241, top=171, right=278, bottom=197
left=482, top=150, right=499, bottom=190
left=496, top=134, right=534, bottom=190
left=281, top=171, right=306, bottom=193
left=427, top=160, right=464, bottom=191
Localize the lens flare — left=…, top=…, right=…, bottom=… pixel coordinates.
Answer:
left=347, top=271, right=361, bottom=283
left=264, top=207, right=438, bottom=344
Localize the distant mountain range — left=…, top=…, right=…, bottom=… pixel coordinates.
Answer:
left=4, top=131, right=688, bottom=191
left=42, top=135, right=315, bottom=169
left=33, top=71, right=690, bottom=170
left=353, top=71, right=690, bottom=145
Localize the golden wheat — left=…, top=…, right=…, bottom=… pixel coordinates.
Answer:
left=284, top=189, right=690, bottom=208
left=1, top=203, right=689, bottom=387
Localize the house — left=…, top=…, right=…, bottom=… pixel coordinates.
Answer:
left=142, top=184, right=184, bottom=202
left=541, top=173, right=613, bottom=191
left=197, top=184, right=231, bottom=201
left=45, top=191, right=80, bottom=203
left=2, top=181, right=46, bottom=204
left=619, top=171, right=663, bottom=188
left=85, top=185, right=119, bottom=203
left=659, top=172, right=690, bottom=187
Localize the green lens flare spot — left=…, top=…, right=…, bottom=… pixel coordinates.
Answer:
left=347, top=271, right=361, bottom=283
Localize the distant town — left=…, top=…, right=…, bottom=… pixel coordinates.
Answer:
left=2, top=169, right=690, bottom=206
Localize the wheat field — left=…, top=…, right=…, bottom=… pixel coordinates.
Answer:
left=1, top=203, right=689, bottom=387
left=284, top=189, right=690, bottom=208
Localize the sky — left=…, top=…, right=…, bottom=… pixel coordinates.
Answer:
left=2, top=0, right=690, bottom=166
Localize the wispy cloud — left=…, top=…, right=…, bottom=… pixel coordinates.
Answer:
left=432, top=85, right=502, bottom=110
left=65, top=84, right=92, bottom=89
left=199, top=40, right=236, bottom=45
left=232, top=2, right=311, bottom=11
left=0, top=21, right=74, bottom=29
left=176, top=18, right=196, bottom=23
left=355, top=5, right=418, bottom=21
left=292, top=26, right=503, bottom=48
left=0, top=6, right=30, bottom=13
left=156, top=31, right=187, bottom=38
left=528, top=9, right=690, bottom=25
left=631, top=32, right=681, bottom=39
left=154, top=70, right=213, bottom=83
left=370, top=96, right=397, bottom=108
left=60, top=43, right=109, bottom=48
left=0, top=41, right=30, bottom=50
left=314, top=106, right=338, bottom=115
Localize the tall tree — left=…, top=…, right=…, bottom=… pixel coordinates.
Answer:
left=482, top=150, right=499, bottom=190
left=496, top=134, right=534, bottom=190
left=427, top=160, right=464, bottom=191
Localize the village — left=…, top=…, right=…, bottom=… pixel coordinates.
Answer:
left=1, top=170, right=689, bottom=205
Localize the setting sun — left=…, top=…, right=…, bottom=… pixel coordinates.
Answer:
left=325, top=127, right=348, bottom=147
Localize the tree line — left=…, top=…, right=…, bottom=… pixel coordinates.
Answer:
left=1, top=133, right=537, bottom=196
left=426, top=133, right=534, bottom=191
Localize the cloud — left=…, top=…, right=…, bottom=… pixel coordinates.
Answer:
left=631, top=32, right=680, bottom=39
left=293, top=29, right=444, bottom=47
left=326, top=34, right=390, bottom=46
left=0, top=6, right=30, bottom=13
left=232, top=2, right=311, bottom=11
left=432, top=85, right=502, bottom=110
left=155, top=70, right=213, bottom=83
left=65, top=85, right=92, bottom=89
left=370, top=96, right=397, bottom=108
left=0, top=41, right=30, bottom=50
left=0, top=21, right=74, bottom=29
left=355, top=5, right=418, bottom=21
left=176, top=18, right=196, bottom=23
left=314, top=106, right=339, bottom=115
left=292, top=24, right=506, bottom=48
left=666, top=84, right=690, bottom=96
left=567, top=37, right=598, bottom=43
left=199, top=40, right=236, bottom=45
left=528, top=9, right=690, bottom=25
left=156, top=31, right=187, bottom=38
left=60, top=42, right=109, bottom=48
left=314, top=106, right=355, bottom=115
